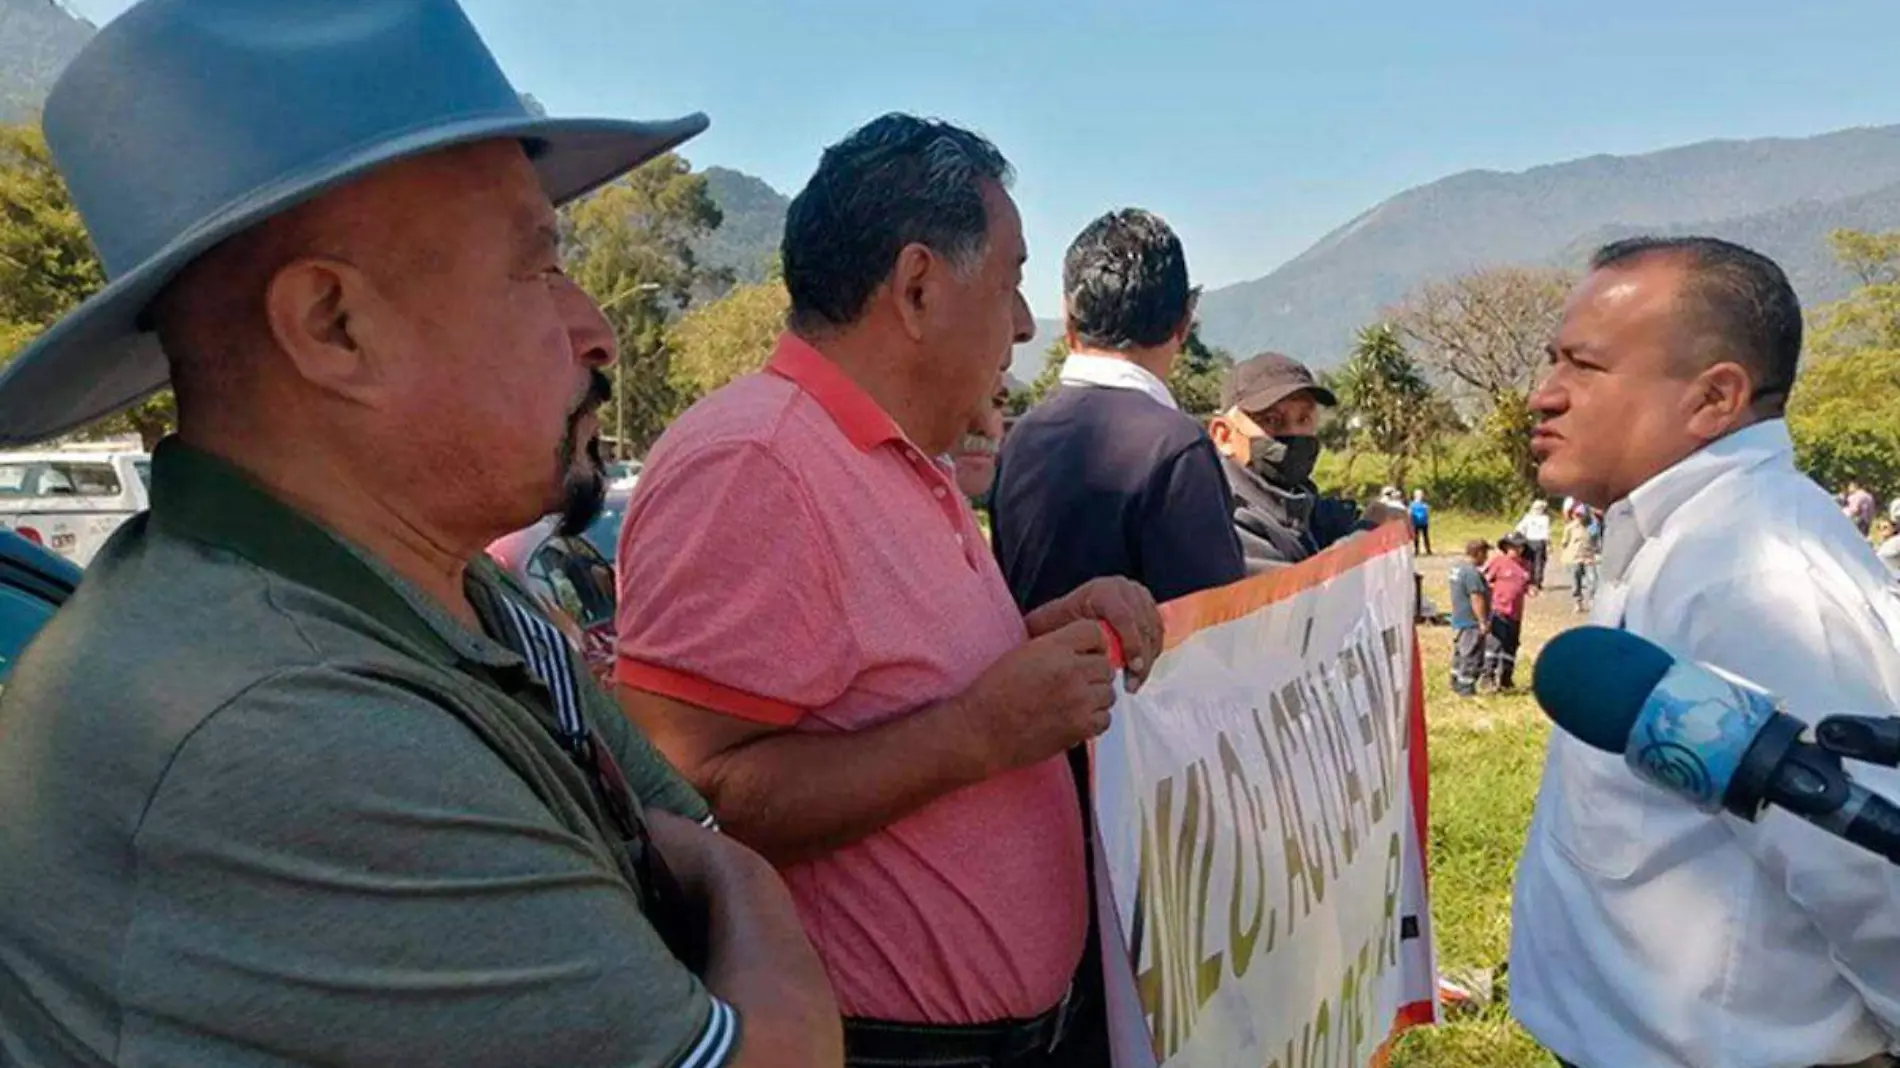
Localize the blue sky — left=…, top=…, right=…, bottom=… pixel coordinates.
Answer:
left=68, top=0, right=1900, bottom=316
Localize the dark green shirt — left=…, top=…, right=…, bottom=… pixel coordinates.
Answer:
left=0, top=441, right=732, bottom=1068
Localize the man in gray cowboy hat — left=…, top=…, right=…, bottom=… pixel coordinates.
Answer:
left=0, top=2, right=838, bottom=1066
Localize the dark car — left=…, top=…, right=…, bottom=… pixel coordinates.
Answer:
left=0, top=529, right=83, bottom=688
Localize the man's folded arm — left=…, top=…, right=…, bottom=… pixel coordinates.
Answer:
left=616, top=679, right=994, bottom=867
left=126, top=666, right=836, bottom=1068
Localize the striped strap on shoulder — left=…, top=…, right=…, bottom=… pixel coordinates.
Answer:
left=674, top=997, right=741, bottom=1068
left=495, top=594, right=589, bottom=752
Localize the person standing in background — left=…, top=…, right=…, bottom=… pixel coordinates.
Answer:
left=1846, top=480, right=1877, bottom=537
left=953, top=383, right=1009, bottom=503
left=1206, top=352, right=1375, bottom=571
left=1879, top=521, right=1900, bottom=578
left=1481, top=534, right=1533, bottom=691
left=1560, top=504, right=1598, bottom=613
left=1515, top=499, right=1553, bottom=587
left=1410, top=489, right=1433, bottom=555
left=991, top=208, right=1244, bottom=607
left=1447, top=539, right=1491, bottom=697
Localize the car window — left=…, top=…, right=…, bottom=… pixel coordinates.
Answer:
left=132, top=460, right=152, bottom=492
left=0, top=462, right=123, bottom=499
left=63, top=463, right=122, bottom=496
left=38, top=467, right=76, bottom=495
left=0, top=583, right=57, bottom=687
left=533, top=537, right=615, bottom=627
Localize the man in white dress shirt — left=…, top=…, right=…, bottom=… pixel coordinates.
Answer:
left=1510, top=235, right=1900, bottom=1068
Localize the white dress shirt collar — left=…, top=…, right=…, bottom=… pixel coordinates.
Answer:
left=1623, top=419, right=1792, bottom=540
left=1058, top=351, right=1178, bottom=411
left=1598, top=420, right=1792, bottom=585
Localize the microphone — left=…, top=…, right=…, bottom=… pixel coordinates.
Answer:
left=1532, top=626, right=1900, bottom=865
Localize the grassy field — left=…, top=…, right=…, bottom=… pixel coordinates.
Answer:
left=1385, top=513, right=1577, bottom=1068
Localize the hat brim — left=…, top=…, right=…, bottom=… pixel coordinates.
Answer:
left=1238, top=381, right=1339, bottom=417
left=0, top=112, right=709, bottom=446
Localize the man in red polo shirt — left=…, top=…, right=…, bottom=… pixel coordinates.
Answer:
left=614, top=113, right=1162, bottom=1067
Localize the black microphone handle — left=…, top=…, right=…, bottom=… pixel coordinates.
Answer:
left=1814, top=783, right=1900, bottom=865
left=1758, top=740, right=1900, bottom=865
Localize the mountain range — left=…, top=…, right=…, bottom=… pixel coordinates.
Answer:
left=0, top=0, right=90, bottom=123
left=1194, top=125, right=1900, bottom=366
left=9, top=0, right=1900, bottom=375
left=695, top=166, right=786, bottom=286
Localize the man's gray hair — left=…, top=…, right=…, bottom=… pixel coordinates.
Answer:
left=781, top=113, right=1012, bottom=330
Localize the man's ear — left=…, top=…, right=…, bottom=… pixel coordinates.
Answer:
left=1685, top=360, right=1755, bottom=441
left=263, top=256, right=384, bottom=406
left=887, top=243, right=937, bottom=343
left=1208, top=414, right=1245, bottom=462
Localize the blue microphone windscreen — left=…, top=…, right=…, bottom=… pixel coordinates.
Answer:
left=1531, top=626, right=1675, bottom=754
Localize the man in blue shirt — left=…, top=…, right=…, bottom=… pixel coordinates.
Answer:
left=1410, top=490, right=1433, bottom=555
left=1447, top=539, right=1491, bottom=696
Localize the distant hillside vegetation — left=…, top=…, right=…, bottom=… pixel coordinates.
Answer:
left=1197, top=124, right=1900, bottom=366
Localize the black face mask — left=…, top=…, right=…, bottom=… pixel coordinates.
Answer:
left=1246, top=434, right=1321, bottom=487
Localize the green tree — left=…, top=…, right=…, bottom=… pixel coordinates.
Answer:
left=1788, top=347, right=1900, bottom=497
left=669, top=273, right=788, bottom=399
left=1789, top=228, right=1900, bottom=498
left=1332, top=322, right=1453, bottom=490
left=1011, top=327, right=1231, bottom=418
left=0, top=124, right=98, bottom=333
left=1388, top=265, right=1573, bottom=497
left=1019, top=335, right=1069, bottom=409
left=0, top=121, right=176, bottom=447
left=562, top=153, right=723, bottom=455
left=1827, top=229, right=1900, bottom=288
left=1313, top=369, right=1352, bottom=451
left=1807, top=229, right=1900, bottom=361
left=1166, top=327, right=1234, bottom=418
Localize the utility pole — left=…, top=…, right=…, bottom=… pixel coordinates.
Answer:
left=598, top=281, right=662, bottom=461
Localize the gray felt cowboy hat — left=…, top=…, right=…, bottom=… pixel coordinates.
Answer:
left=0, top=0, right=708, bottom=446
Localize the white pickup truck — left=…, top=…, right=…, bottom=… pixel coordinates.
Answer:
left=0, top=449, right=152, bottom=568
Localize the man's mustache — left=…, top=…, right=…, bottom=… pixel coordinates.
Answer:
left=571, top=369, right=613, bottom=422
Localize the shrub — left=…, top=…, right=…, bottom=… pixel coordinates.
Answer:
left=1316, top=434, right=1519, bottom=513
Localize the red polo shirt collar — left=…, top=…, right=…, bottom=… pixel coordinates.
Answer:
left=766, top=333, right=904, bottom=452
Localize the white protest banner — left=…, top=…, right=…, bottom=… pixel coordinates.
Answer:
left=1095, top=521, right=1438, bottom=1068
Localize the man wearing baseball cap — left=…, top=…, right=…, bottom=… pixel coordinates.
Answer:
left=1208, top=351, right=1373, bottom=569
left=0, top=2, right=836, bottom=1065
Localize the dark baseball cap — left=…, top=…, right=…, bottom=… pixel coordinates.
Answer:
left=1221, top=351, right=1338, bottom=415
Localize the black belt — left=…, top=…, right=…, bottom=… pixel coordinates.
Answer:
left=842, top=985, right=1078, bottom=1067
